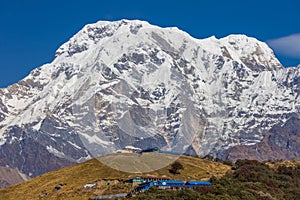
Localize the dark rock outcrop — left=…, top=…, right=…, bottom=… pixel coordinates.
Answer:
left=220, top=114, right=300, bottom=161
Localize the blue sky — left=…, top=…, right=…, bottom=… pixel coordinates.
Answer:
left=0, top=0, right=300, bottom=87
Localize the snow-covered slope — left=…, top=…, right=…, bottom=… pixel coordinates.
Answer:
left=0, top=19, right=299, bottom=177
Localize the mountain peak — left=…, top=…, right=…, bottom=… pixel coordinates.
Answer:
left=54, top=19, right=281, bottom=72
left=219, top=34, right=282, bottom=71
left=0, top=19, right=298, bottom=179
left=54, top=19, right=154, bottom=59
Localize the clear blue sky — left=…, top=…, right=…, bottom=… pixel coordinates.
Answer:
left=1, top=0, right=300, bottom=87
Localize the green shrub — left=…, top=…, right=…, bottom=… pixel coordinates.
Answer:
left=133, top=160, right=300, bottom=200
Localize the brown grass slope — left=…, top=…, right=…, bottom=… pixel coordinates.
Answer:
left=0, top=154, right=231, bottom=200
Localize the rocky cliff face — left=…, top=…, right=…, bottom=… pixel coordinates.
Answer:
left=0, top=166, right=29, bottom=188
left=0, top=20, right=299, bottom=179
left=220, top=113, right=300, bottom=161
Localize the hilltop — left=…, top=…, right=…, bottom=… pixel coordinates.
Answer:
left=1, top=154, right=299, bottom=200
left=0, top=154, right=231, bottom=200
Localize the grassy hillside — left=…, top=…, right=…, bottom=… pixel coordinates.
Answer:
left=0, top=154, right=231, bottom=200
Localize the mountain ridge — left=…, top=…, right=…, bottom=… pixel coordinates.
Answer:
left=0, top=19, right=299, bottom=181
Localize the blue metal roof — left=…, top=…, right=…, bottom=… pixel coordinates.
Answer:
left=159, top=180, right=185, bottom=184
left=185, top=181, right=211, bottom=186
left=135, top=179, right=212, bottom=192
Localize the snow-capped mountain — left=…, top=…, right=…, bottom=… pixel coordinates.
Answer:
left=0, top=19, right=299, bottom=178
